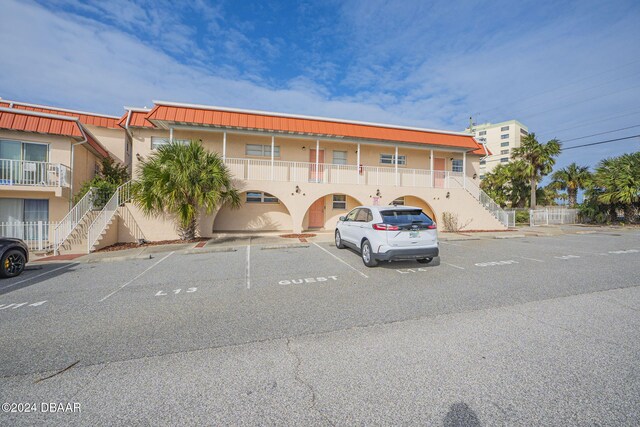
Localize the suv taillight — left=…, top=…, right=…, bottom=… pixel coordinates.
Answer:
left=373, top=223, right=399, bottom=231
left=427, top=224, right=437, bottom=229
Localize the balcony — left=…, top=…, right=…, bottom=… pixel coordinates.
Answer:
left=224, top=158, right=467, bottom=189
left=0, top=159, right=71, bottom=188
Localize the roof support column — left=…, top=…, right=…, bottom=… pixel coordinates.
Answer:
left=169, top=127, right=174, bottom=143
left=430, top=150, right=434, bottom=188
left=271, top=136, right=275, bottom=180
left=356, top=143, right=360, bottom=185
left=222, top=131, right=226, bottom=161
left=315, top=139, right=320, bottom=183
left=463, top=151, right=467, bottom=189
left=395, top=145, right=399, bottom=186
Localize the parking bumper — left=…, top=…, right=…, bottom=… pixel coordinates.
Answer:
left=373, top=246, right=439, bottom=261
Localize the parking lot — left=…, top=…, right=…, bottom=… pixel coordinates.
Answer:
left=1, top=230, right=639, bottom=425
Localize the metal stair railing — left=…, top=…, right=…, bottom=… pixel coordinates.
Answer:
left=86, top=181, right=132, bottom=253
left=463, top=179, right=512, bottom=227
left=53, top=188, right=95, bottom=255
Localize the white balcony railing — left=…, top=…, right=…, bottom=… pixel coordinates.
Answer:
left=0, top=159, right=70, bottom=188
left=224, top=158, right=467, bottom=189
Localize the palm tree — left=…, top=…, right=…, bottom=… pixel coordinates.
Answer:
left=511, top=133, right=561, bottom=209
left=551, top=163, right=591, bottom=207
left=592, top=152, right=640, bottom=222
left=132, top=140, right=241, bottom=240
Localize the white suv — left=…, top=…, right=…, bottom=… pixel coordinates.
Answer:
left=335, top=205, right=439, bottom=267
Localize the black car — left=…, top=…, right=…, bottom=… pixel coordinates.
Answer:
left=0, top=238, right=29, bottom=278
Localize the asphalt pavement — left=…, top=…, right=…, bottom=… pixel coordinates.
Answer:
left=1, top=230, right=639, bottom=425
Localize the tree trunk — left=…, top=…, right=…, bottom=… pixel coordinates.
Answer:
left=530, top=176, right=537, bottom=209
left=178, top=218, right=198, bottom=240
left=568, top=189, right=577, bottom=208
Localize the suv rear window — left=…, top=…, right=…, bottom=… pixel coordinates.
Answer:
left=380, top=210, right=433, bottom=225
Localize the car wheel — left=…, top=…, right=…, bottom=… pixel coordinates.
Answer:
left=335, top=230, right=345, bottom=249
left=417, top=258, right=433, bottom=264
left=0, top=249, right=26, bottom=278
left=361, top=240, right=378, bottom=267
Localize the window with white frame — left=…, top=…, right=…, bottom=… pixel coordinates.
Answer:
left=500, top=134, right=509, bottom=139
left=452, top=159, right=463, bottom=172
left=390, top=197, right=405, bottom=206
left=480, top=159, right=486, bottom=165
left=245, top=144, right=280, bottom=157
left=246, top=192, right=278, bottom=203
left=500, top=149, right=509, bottom=155
left=151, top=137, right=189, bottom=150
left=479, top=174, right=485, bottom=179
left=520, top=128, right=528, bottom=135
left=379, top=154, right=406, bottom=165
left=500, top=126, right=510, bottom=131
left=333, top=150, right=347, bottom=165
left=478, top=130, right=487, bottom=136
left=332, top=194, right=347, bottom=209
left=500, top=157, right=509, bottom=163
left=500, top=141, right=509, bottom=147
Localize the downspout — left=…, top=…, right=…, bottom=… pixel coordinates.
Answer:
left=70, top=121, right=89, bottom=209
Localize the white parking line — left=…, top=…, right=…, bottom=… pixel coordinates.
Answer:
left=311, top=242, right=368, bottom=279
left=246, top=243, right=251, bottom=289
left=0, top=263, right=77, bottom=291
left=517, top=256, right=544, bottom=262
left=442, top=262, right=465, bottom=270
left=99, top=251, right=175, bottom=302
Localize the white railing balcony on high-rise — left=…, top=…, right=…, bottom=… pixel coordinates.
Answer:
left=224, top=158, right=467, bottom=189
left=0, top=159, right=71, bottom=188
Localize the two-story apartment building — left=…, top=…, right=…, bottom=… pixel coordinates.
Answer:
left=0, top=98, right=511, bottom=254
left=0, top=100, right=122, bottom=251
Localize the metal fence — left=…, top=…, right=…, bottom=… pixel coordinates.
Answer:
left=530, top=208, right=578, bottom=226
left=0, top=221, right=59, bottom=251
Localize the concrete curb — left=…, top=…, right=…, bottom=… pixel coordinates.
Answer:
left=494, top=234, right=526, bottom=239
left=86, top=253, right=153, bottom=264
left=261, top=244, right=310, bottom=250
left=181, top=247, right=237, bottom=255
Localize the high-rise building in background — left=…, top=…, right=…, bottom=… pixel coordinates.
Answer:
left=466, top=120, right=529, bottom=178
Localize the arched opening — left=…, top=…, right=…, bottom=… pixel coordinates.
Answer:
left=213, top=190, right=293, bottom=232
left=389, top=195, right=437, bottom=223
left=302, top=193, right=363, bottom=231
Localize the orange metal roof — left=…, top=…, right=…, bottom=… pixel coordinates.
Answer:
left=2, top=100, right=120, bottom=129
left=117, top=110, right=154, bottom=129
left=0, top=108, right=83, bottom=137
left=0, top=108, right=109, bottom=157
left=146, top=103, right=484, bottom=152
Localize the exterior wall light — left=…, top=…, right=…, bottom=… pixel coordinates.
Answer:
left=376, top=189, right=381, bottom=197
left=446, top=192, right=450, bottom=199
left=295, top=185, right=301, bottom=194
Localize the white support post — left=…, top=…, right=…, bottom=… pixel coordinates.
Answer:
left=395, top=145, right=399, bottom=186
left=222, top=131, right=227, bottom=161
left=169, top=127, right=174, bottom=143
left=356, top=143, right=361, bottom=185
left=37, top=221, right=43, bottom=251
left=271, top=136, right=275, bottom=180
left=430, top=150, right=434, bottom=188
left=463, top=151, right=467, bottom=189
left=315, top=139, right=320, bottom=183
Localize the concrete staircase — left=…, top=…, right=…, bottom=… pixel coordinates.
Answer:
left=57, top=211, right=100, bottom=254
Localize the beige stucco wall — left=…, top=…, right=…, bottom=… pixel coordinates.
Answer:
left=213, top=191, right=293, bottom=231
left=71, top=143, right=99, bottom=197
left=85, top=125, right=127, bottom=166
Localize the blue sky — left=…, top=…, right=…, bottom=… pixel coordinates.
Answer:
left=1, top=0, right=639, bottom=171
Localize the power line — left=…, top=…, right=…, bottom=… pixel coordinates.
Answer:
left=560, top=124, right=640, bottom=143
left=538, top=108, right=640, bottom=138
left=562, top=134, right=640, bottom=151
